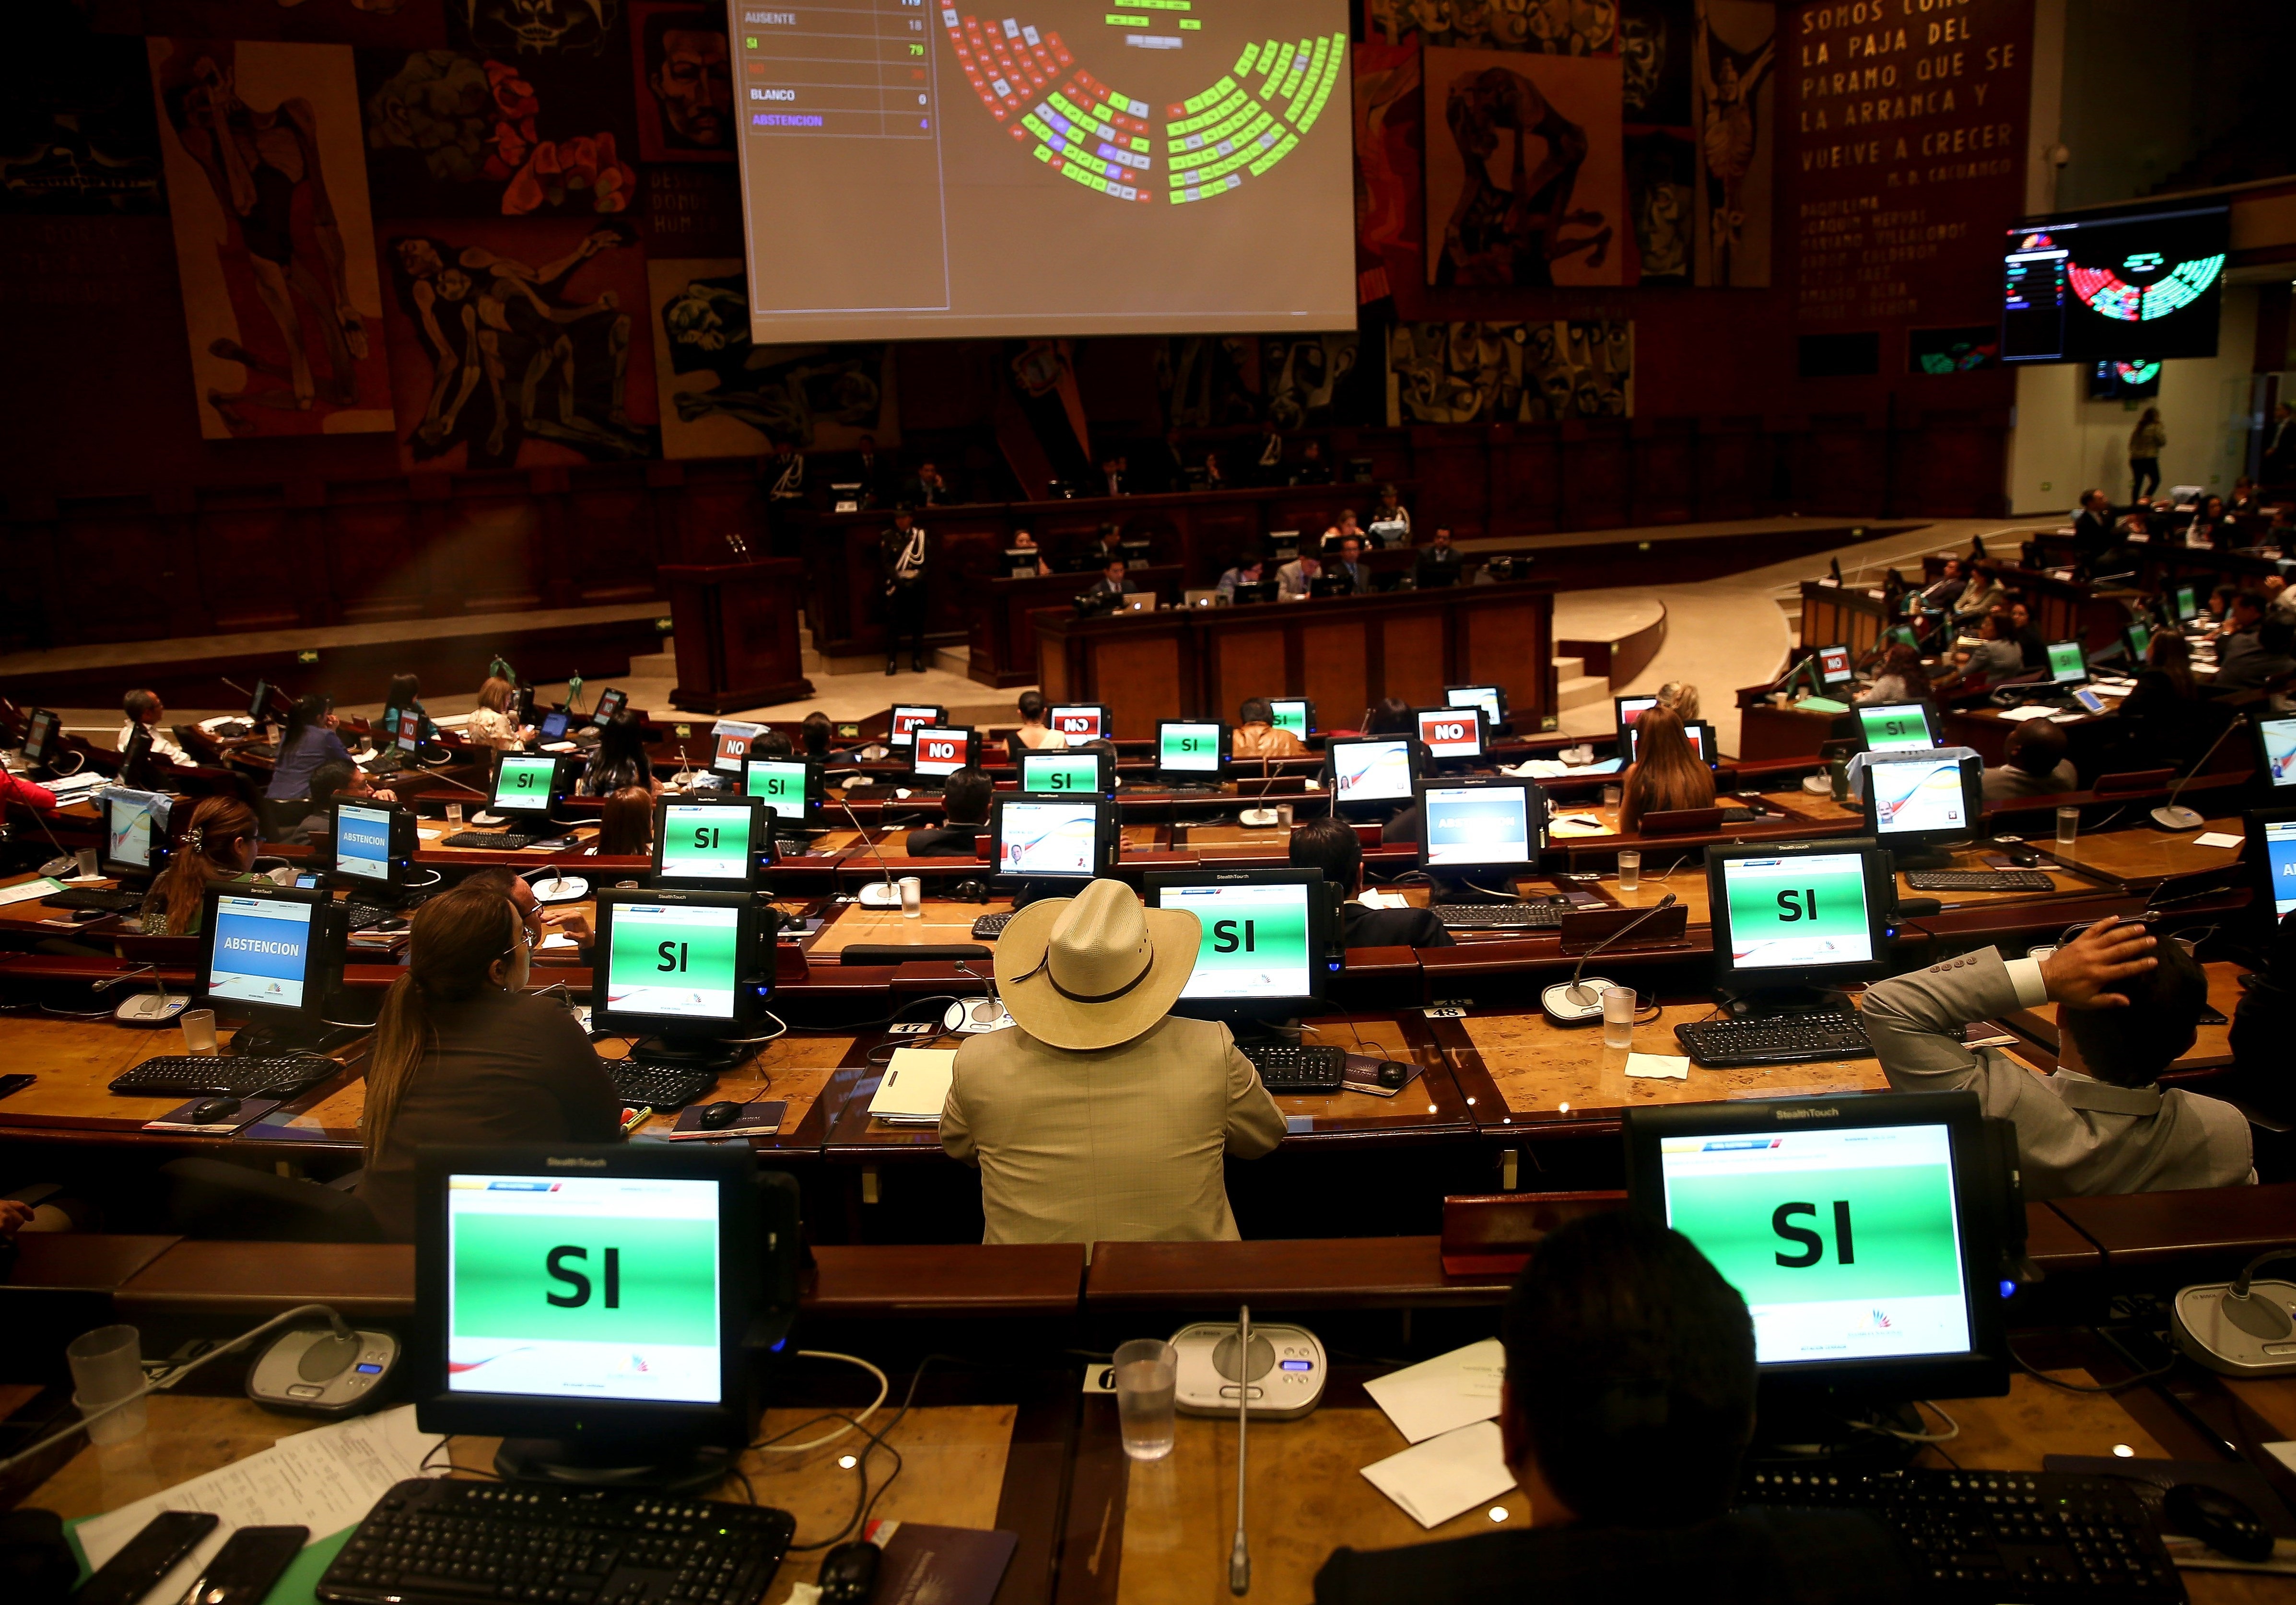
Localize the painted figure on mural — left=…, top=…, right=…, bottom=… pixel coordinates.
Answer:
left=1435, top=65, right=1610, bottom=287
left=1695, top=6, right=1772, bottom=285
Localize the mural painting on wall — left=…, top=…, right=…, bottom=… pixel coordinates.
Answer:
left=1387, top=320, right=1632, bottom=425
left=1690, top=0, right=1773, bottom=287
left=1368, top=0, right=1617, bottom=54
left=381, top=215, right=657, bottom=469
left=630, top=1, right=733, bottom=162
left=649, top=258, right=893, bottom=458
left=1157, top=335, right=1361, bottom=429
left=148, top=37, right=396, bottom=439
left=1423, top=47, right=1623, bottom=288
left=124, top=1, right=449, bottom=48
left=2, top=11, right=164, bottom=213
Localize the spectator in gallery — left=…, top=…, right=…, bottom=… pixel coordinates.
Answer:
left=1290, top=439, right=1335, bottom=486
left=914, top=460, right=953, bottom=507
left=1099, top=454, right=1129, bottom=498
left=2128, top=407, right=2166, bottom=503
left=1201, top=450, right=1231, bottom=490
left=1216, top=550, right=1266, bottom=601
left=1009, top=530, right=1050, bottom=576
left=1276, top=549, right=1323, bottom=600
left=1368, top=484, right=1411, bottom=547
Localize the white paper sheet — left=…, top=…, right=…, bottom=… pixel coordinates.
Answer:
left=1359, top=892, right=1410, bottom=910
left=2192, top=832, right=2245, bottom=850
left=1996, top=705, right=2059, bottom=723
left=1363, top=1339, right=1505, bottom=1444
left=1359, top=1420, right=1518, bottom=1529
left=76, top=1405, right=441, bottom=1589
left=867, top=1048, right=958, bottom=1122
left=1625, top=1053, right=1691, bottom=1081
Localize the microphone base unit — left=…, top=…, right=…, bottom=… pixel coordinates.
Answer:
left=858, top=882, right=903, bottom=907
left=1539, top=977, right=1617, bottom=1027
left=113, top=992, right=190, bottom=1026
left=2170, top=1279, right=2296, bottom=1376
left=2149, top=804, right=2204, bottom=832
left=1170, top=1321, right=1327, bottom=1419
left=943, top=997, right=1014, bottom=1035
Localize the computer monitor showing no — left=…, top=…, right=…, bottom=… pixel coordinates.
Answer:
left=22, top=707, right=57, bottom=766
left=1020, top=748, right=1113, bottom=797
left=2254, top=714, right=2296, bottom=789
left=332, top=799, right=415, bottom=892
left=1708, top=840, right=1892, bottom=989
left=413, top=1143, right=773, bottom=1459
left=910, top=726, right=977, bottom=781
left=652, top=798, right=766, bottom=892
left=1445, top=686, right=1505, bottom=731
left=1415, top=707, right=1486, bottom=761
left=1048, top=704, right=1107, bottom=742
left=100, top=791, right=163, bottom=883
left=1814, top=646, right=1855, bottom=687
left=1860, top=752, right=1982, bottom=871
left=1268, top=699, right=1314, bottom=740
left=592, top=888, right=769, bottom=1063
left=1857, top=702, right=1937, bottom=753
left=888, top=705, right=945, bottom=749
left=492, top=754, right=562, bottom=817
left=395, top=708, right=422, bottom=755
left=1613, top=695, right=1659, bottom=743
left=990, top=796, right=1118, bottom=882
left=1158, top=721, right=1225, bottom=784
left=1145, top=868, right=1336, bottom=1023
left=2251, top=811, right=2296, bottom=920
left=742, top=757, right=821, bottom=823
left=1415, top=780, right=1544, bottom=881
left=2045, top=640, right=2088, bottom=685
left=710, top=721, right=761, bottom=774
left=1626, top=720, right=1716, bottom=766
left=591, top=687, right=627, bottom=724
left=1626, top=1091, right=2008, bottom=1399
left=1329, top=737, right=1417, bottom=815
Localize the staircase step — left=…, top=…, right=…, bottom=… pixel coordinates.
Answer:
left=1553, top=654, right=1585, bottom=680
left=1556, top=674, right=1610, bottom=711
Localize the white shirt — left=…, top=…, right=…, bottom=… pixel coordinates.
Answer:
left=118, top=720, right=189, bottom=766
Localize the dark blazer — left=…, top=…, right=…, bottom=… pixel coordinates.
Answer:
left=1343, top=901, right=1453, bottom=949
left=905, top=824, right=985, bottom=857
left=1314, top=1509, right=1910, bottom=1605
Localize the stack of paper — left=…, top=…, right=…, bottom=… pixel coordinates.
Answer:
left=867, top=1047, right=958, bottom=1126
left=1364, top=1340, right=1506, bottom=1443
left=1360, top=1421, right=1518, bottom=1529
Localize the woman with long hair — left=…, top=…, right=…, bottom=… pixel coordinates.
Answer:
left=2129, top=407, right=2166, bottom=503
left=578, top=711, right=656, bottom=797
left=265, top=693, right=351, bottom=801
left=1855, top=643, right=1925, bottom=706
left=141, top=796, right=260, bottom=936
left=593, top=785, right=655, bottom=856
left=467, top=675, right=533, bottom=751
left=357, top=884, right=621, bottom=1240
left=1619, top=703, right=1716, bottom=834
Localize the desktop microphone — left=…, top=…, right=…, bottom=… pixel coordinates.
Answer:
left=1229, top=1303, right=1252, bottom=1597
left=1540, top=893, right=1678, bottom=1027
left=839, top=798, right=904, bottom=907
left=92, top=961, right=187, bottom=1024
left=2150, top=715, right=2248, bottom=832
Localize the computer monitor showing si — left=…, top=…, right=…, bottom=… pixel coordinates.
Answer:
left=492, top=754, right=564, bottom=817
left=2044, top=640, right=2088, bottom=685
left=1857, top=702, right=1937, bottom=753
left=1267, top=698, right=1314, bottom=739
left=652, top=797, right=768, bottom=892
left=1625, top=1090, right=2010, bottom=1401
left=1707, top=839, right=1893, bottom=989
left=2123, top=621, right=2151, bottom=664
left=591, top=887, right=772, bottom=1065
left=2174, top=584, right=2198, bottom=622
left=1145, top=868, right=1337, bottom=1024
left=1414, top=779, right=1544, bottom=881
left=1859, top=751, right=1982, bottom=871
left=990, top=795, right=1119, bottom=881
left=1019, top=748, right=1113, bottom=797
left=742, top=757, right=821, bottom=823
left=1157, top=721, right=1225, bottom=784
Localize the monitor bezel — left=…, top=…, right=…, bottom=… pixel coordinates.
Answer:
left=1327, top=736, right=1421, bottom=814
left=2043, top=640, right=2089, bottom=686
left=1143, top=866, right=1336, bottom=1023
left=1705, top=837, right=1896, bottom=987
left=741, top=756, right=824, bottom=822
left=1047, top=703, right=1110, bottom=743
left=1156, top=720, right=1228, bottom=782
left=410, top=1141, right=761, bottom=1446
left=329, top=797, right=415, bottom=892
left=1412, top=706, right=1488, bottom=762
left=492, top=751, right=567, bottom=816
left=1855, top=701, right=1941, bottom=754
left=117, top=724, right=153, bottom=786
left=1019, top=747, right=1115, bottom=799
left=22, top=707, right=59, bottom=764
left=1612, top=693, right=1660, bottom=745
left=245, top=680, right=273, bottom=723
left=2173, top=584, right=2199, bottom=622
left=908, top=725, right=980, bottom=782
left=1413, top=777, right=1546, bottom=880
left=1626, top=719, right=1719, bottom=768
left=99, top=791, right=164, bottom=883
left=988, top=794, right=1120, bottom=883
left=2246, top=807, right=2296, bottom=923
left=1444, top=685, right=1508, bottom=728
left=591, top=886, right=772, bottom=1040
left=887, top=704, right=947, bottom=749
left=2252, top=711, right=2296, bottom=790
left=590, top=687, right=628, bottom=725
left=1813, top=644, right=1856, bottom=687
left=193, top=879, right=343, bottom=1023
left=1624, top=1090, right=2010, bottom=1399
left=1858, top=751, right=1984, bottom=851
left=650, top=795, right=771, bottom=892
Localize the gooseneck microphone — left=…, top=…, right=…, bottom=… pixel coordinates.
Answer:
left=1230, top=1303, right=1252, bottom=1596
left=839, top=797, right=903, bottom=907
left=1539, top=892, right=1679, bottom=1026
left=2150, top=713, right=2247, bottom=832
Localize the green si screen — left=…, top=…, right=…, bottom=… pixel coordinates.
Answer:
left=1162, top=726, right=1219, bottom=766
left=1666, top=1163, right=1962, bottom=1306
left=609, top=910, right=740, bottom=992
left=451, top=1213, right=717, bottom=1345
left=1724, top=859, right=1870, bottom=943
left=1025, top=756, right=1098, bottom=793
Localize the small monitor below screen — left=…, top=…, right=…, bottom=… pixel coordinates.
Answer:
left=492, top=754, right=561, bottom=814
left=1858, top=703, right=1937, bottom=753
left=1445, top=686, right=1505, bottom=730
left=910, top=727, right=977, bottom=780
left=1145, top=869, right=1335, bottom=1023
left=1815, top=646, right=1855, bottom=686
left=1416, top=780, right=1542, bottom=878
left=1414, top=707, right=1485, bottom=760
left=1019, top=749, right=1112, bottom=797
left=1613, top=695, right=1658, bottom=741
left=2259, top=716, right=2296, bottom=788
left=653, top=799, right=763, bottom=892
left=1709, top=842, right=1890, bottom=986
left=1329, top=738, right=1416, bottom=809
left=1158, top=721, right=1225, bottom=779
left=1627, top=721, right=1715, bottom=766
left=1048, top=704, right=1107, bottom=742
left=101, top=792, right=159, bottom=880
left=2256, top=812, right=2296, bottom=919
left=991, top=796, right=1115, bottom=880
left=888, top=706, right=944, bottom=748
left=1267, top=699, right=1313, bottom=739
left=2045, top=641, right=2088, bottom=685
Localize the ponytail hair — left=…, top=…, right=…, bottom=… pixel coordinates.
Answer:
left=142, top=795, right=258, bottom=936
left=361, top=886, right=521, bottom=1166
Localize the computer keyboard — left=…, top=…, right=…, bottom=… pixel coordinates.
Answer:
left=1740, top=1466, right=2180, bottom=1603
left=111, top=1054, right=339, bottom=1099
left=1241, top=1044, right=1347, bottom=1093
left=443, top=830, right=536, bottom=850
left=319, top=1478, right=795, bottom=1605
left=1905, top=870, right=2057, bottom=893
left=1430, top=901, right=1566, bottom=930
left=47, top=886, right=144, bottom=913
left=345, top=902, right=409, bottom=931
left=970, top=911, right=1015, bottom=938
left=1675, top=1009, right=1874, bottom=1068
left=610, top=1061, right=718, bottom=1111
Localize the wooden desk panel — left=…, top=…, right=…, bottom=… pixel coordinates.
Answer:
left=810, top=900, right=1008, bottom=956
left=1915, top=1371, right=2169, bottom=1470
left=1084, top=1237, right=1508, bottom=1311
left=0, top=1020, right=362, bottom=1131
left=2046, top=1182, right=2296, bottom=1271
left=2044, top=816, right=2246, bottom=885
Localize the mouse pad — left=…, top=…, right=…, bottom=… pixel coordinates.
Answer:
left=142, top=1097, right=281, bottom=1134
left=2044, top=1455, right=2296, bottom=1537
left=1341, top=1053, right=1423, bottom=1098
left=665, top=1101, right=788, bottom=1140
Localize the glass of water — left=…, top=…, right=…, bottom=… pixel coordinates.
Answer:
left=2055, top=806, right=2079, bottom=849
left=445, top=802, right=464, bottom=830
left=1602, top=986, right=1637, bottom=1050
left=1113, top=1338, right=1178, bottom=1461
left=1616, top=849, right=1641, bottom=894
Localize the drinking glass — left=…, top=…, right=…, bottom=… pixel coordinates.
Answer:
left=1616, top=850, right=1641, bottom=894
left=1114, top=1339, right=1178, bottom=1461
left=899, top=876, right=923, bottom=918
left=1601, top=986, right=1636, bottom=1050
left=179, top=1010, right=218, bottom=1055
left=2055, top=806, right=2080, bottom=849
left=67, top=1325, right=146, bottom=1445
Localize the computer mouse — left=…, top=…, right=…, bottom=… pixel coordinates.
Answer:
left=190, top=1096, right=241, bottom=1125
left=1375, top=1060, right=1408, bottom=1089
left=2164, top=1482, right=2273, bottom=1562
left=696, top=1101, right=745, bottom=1130
left=815, top=1540, right=881, bottom=1605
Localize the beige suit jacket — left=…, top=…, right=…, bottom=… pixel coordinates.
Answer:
left=940, top=1014, right=1286, bottom=1246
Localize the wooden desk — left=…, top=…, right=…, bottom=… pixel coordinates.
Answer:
left=968, top=564, right=1184, bottom=688
left=2044, top=815, right=2249, bottom=887
left=2000, top=961, right=2248, bottom=1075
left=1084, top=1237, right=1507, bottom=1312
left=660, top=558, right=814, bottom=714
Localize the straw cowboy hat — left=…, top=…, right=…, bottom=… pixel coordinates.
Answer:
left=993, top=878, right=1202, bottom=1051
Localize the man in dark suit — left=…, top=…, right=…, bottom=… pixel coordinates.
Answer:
left=1287, top=818, right=1451, bottom=948
left=2069, top=488, right=2115, bottom=574
left=1329, top=535, right=1370, bottom=594
left=1417, top=525, right=1463, bottom=580
left=1314, top=1213, right=1906, bottom=1605
left=904, top=768, right=992, bottom=856
left=1085, top=556, right=1129, bottom=601
left=854, top=433, right=898, bottom=508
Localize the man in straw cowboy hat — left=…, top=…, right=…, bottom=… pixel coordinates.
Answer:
left=940, top=878, right=1285, bottom=1244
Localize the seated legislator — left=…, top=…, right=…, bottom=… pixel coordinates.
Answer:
left=1327, top=535, right=1371, bottom=595
left=358, top=883, right=622, bottom=1240
left=2008, top=600, right=2047, bottom=668
left=801, top=710, right=834, bottom=759
left=118, top=688, right=196, bottom=769
left=140, top=796, right=258, bottom=936
left=289, top=759, right=398, bottom=842
left=1276, top=552, right=1324, bottom=600
left=1854, top=643, right=1926, bottom=707
left=264, top=694, right=351, bottom=802
left=2216, top=612, right=2296, bottom=695
left=1950, top=610, right=2024, bottom=682
left=905, top=767, right=992, bottom=856
left=467, top=676, right=535, bottom=751
left=1617, top=703, right=1715, bottom=835
left=1230, top=697, right=1308, bottom=760
left=1862, top=915, right=2250, bottom=1197
left=2231, top=909, right=2296, bottom=1117
left=1086, top=556, right=1129, bottom=599
left=1217, top=550, right=1267, bottom=600
left=1010, top=529, right=1051, bottom=576
left=1418, top=525, right=1463, bottom=570
left=1980, top=720, right=2076, bottom=805
left=1314, top=1212, right=1905, bottom=1605
left=577, top=711, right=657, bottom=797
left=1651, top=679, right=1699, bottom=722
left=0, top=772, right=59, bottom=811
left=593, top=785, right=655, bottom=856
left=1289, top=816, right=1452, bottom=949
left=940, top=877, right=1284, bottom=1244
left=1949, top=567, right=2008, bottom=629
left=1012, top=691, right=1068, bottom=754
